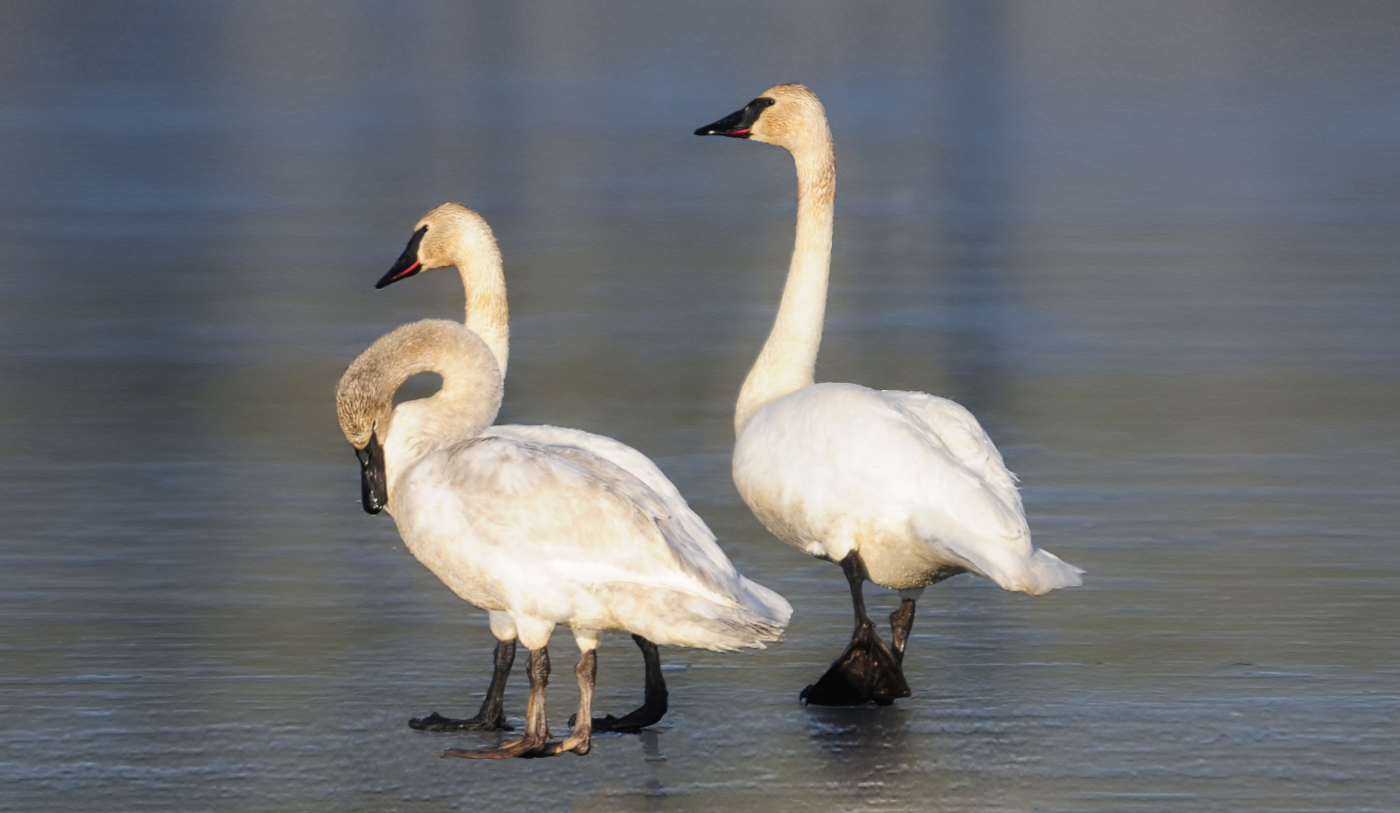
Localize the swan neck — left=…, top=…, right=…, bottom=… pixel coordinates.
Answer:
left=735, top=134, right=835, bottom=435
left=341, top=321, right=503, bottom=495
left=452, top=239, right=510, bottom=377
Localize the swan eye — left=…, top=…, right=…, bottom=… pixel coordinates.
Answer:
left=738, top=98, right=776, bottom=126
left=747, top=98, right=776, bottom=116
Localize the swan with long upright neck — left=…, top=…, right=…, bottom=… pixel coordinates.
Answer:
left=697, top=84, right=1082, bottom=706
left=337, top=318, right=789, bottom=758
left=370, top=202, right=790, bottom=737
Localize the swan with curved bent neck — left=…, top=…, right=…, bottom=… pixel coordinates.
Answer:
left=336, top=318, right=789, bottom=759
left=369, top=202, right=791, bottom=742
left=696, top=84, right=1083, bottom=706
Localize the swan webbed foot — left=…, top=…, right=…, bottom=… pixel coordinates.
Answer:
left=440, top=732, right=550, bottom=760
left=442, top=731, right=590, bottom=760
left=530, top=725, right=593, bottom=758
left=582, top=691, right=668, bottom=734
left=800, top=620, right=911, bottom=707
left=410, top=637, right=517, bottom=732
left=410, top=711, right=512, bottom=732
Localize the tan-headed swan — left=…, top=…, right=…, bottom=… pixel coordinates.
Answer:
left=336, top=319, right=789, bottom=758
left=695, top=84, right=1082, bottom=706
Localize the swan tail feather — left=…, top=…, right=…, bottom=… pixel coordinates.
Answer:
left=734, top=575, right=794, bottom=628
left=1018, top=548, right=1085, bottom=595
left=593, top=584, right=789, bottom=652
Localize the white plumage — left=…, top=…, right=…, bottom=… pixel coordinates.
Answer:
left=698, top=83, right=1080, bottom=706
left=734, top=382, right=1079, bottom=595
left=390, top=426, right=791, bottom=650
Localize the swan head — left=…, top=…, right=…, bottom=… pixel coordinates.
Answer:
left=336, top=373, right=391, bottom=515
left=337, top=319, right=504, bottom=516
left=376, top=202, right=498, bottom=289
left=694, top=83, right=828, bottom=153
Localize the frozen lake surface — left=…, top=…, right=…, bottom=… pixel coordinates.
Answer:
left=2, top=3, right=1398, bottom=810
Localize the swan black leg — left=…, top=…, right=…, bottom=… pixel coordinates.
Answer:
left=800, top=552, right=911, bottom=707
left=890, top=598, right=916, bottom=666
left=410, top=637, right=516, bottom=732
left=442, top=646, right=552, bottom=759
left=569, top=634, right=669, bottom=733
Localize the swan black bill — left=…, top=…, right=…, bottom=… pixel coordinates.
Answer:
left=694, top=96, right=776, bottom=138
left=357, top=432, right=387, bottom=514
left=376, top=225, right=428, bottom=288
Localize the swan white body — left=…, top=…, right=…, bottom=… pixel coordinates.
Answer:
left=389, top=426, right=789, bottom=651
left=338, top=318, right=788, bottom=756
left=698, top=84, right=1079, bottom=704
left=736, top=382, right=1073, bottom=594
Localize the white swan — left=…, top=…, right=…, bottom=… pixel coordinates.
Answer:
left=696, top=84, right=1082, bottom=706
left=336, top=318, right=790, bottom=758
left=376, top=203, right=732, bottom=734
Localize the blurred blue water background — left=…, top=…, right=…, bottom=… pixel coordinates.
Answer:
left=1, top=2, right=1398, bottom=811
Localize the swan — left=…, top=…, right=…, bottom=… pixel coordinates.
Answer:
left=695, top=84, right=1083, bottom=706
left=336, top=318, right=790, bottom=758
left=362, top=202, right=792, bottom=745
left=374, top=203, right=699, bottom=734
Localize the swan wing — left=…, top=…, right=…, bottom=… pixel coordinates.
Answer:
left=741, top=384, right=1026, bottom=543
left=486, top=425, right=789, bottom=622
left=839, top=388, right=1029, bottom=549
left=488, top=424, right=709, bottom=542
left=881, top=389, right=1024, bottom=519
left=540, top=442, right=791, bottom=626
left=739, top=384, right=1080, bottom=593
left=859, top=388, right=1082, bottom=593
left=399, top=435, right=790, bottom=632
